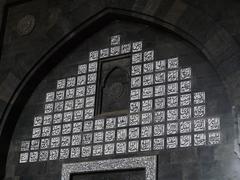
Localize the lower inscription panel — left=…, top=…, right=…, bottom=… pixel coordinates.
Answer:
left=71, top=169, right=145, bottom=180
left=61, top=156, right=156, bottom=180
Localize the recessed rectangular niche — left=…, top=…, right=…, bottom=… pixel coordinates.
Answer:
left=96, top=56, right=130, bottom=115
left=71, top=168, right=145, bottom=180
left=61, top=156, right=157, bottom=180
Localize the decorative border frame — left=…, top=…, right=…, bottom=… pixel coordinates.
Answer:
left=61, top=155, right=157, bottom=180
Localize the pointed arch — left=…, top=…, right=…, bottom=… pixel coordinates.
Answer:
left=0, top=5, right=239, bottom=178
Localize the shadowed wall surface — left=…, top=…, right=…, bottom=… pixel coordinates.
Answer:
left=0, top=0, right=240, bottom=180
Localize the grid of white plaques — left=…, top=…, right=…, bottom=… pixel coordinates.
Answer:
left=19, top=35, right=221, bottom=163
left=130, top=52, right=221, bottom=151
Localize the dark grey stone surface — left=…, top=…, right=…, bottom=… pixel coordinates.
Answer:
left=0, top=0, right=240, bottom=180
left=71, top=169, right=145, bottom=180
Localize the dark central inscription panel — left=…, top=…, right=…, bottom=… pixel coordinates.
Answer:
left=97, top=57, right=130, bottom=115
left=71, top=169, right=145, bottom=180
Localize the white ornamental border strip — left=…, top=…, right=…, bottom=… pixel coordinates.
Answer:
left=61, top=155, right=157, bottom=180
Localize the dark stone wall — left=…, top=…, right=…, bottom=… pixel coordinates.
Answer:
left=3, top=19, right=235, bottom=180
left=0, top=0, right=240, bottom=179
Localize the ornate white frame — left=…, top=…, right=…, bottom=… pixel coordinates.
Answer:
left=61, top=155, right=157, bottom=180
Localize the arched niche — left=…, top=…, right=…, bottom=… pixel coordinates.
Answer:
left=97, top=58, right=130, bottom=115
